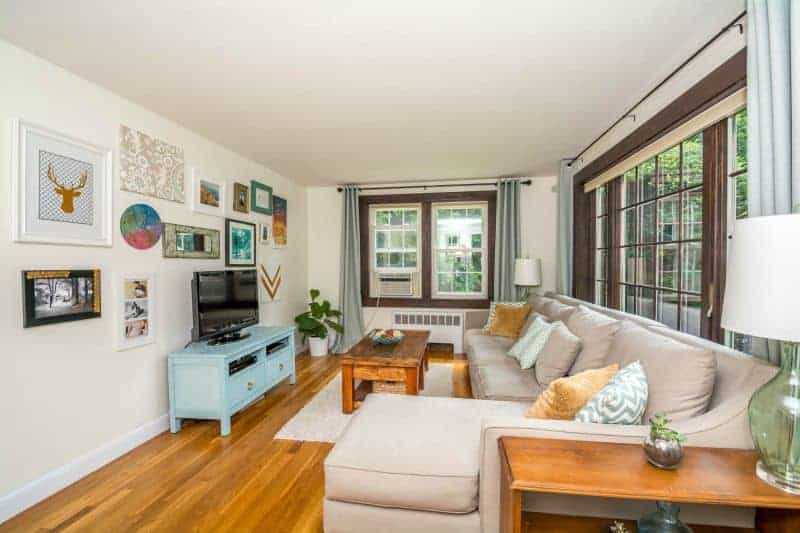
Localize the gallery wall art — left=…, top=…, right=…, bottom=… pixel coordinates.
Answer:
left=120, top=125, right=185, bottom=203
left=258, top=222, right=272, bottom=245
left=162, top=223, right=220, bottom=259
left=272, top=195, right=287, bottom=248
left=11, top=119, right=113, bottom=246
left=259, top=262, right=282, bottom=302
left=225, top=218, right=256, bottom=267
left=118, top=273, right=155, bottom=350
left=22, top=269, right=101, bottom=328
left=250, top=180, right=273, bottom=215
left=232, top=182, right=249, bottom=214
left=190, top=168, right=226, bottom=218
left=120, top=203, right=162, bottom=250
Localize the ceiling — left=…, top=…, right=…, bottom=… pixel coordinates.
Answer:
left=0, top=1, right=744, bottom=186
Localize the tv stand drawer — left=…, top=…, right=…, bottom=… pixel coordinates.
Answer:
left=228, top=361, right=267, bottom=410
left=266, top=348, right=293, bottom=385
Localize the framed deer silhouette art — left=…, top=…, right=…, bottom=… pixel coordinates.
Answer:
left=11, top=119, right=113, bottom=246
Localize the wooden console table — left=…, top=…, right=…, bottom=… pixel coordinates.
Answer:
left=499, top=437, right=800, bottom=533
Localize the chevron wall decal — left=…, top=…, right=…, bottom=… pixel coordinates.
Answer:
left=259, top=264, right=282, bottom=301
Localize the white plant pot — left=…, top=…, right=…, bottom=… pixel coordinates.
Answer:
left=309, top=336, right=329, bottom=357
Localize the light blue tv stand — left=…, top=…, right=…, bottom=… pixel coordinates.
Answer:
left=168, top=326, right=296, bottom=436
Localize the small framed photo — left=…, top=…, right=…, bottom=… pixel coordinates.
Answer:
left=12, top=120, right=113, bottom=247
left=118, top=273, right=155, bottom=350
left=162, top=223, right=220, bottom=259
left=22, top=269, right=101, bottom=328
left=258, top=222, right=272, bottom=245
left=250, top=180, right=273, bottom=215
left=190, top=168, right=226, bottom=218
left=225, top=218, right=256, bottom=267
left=232, top=182, right=249, bottom=214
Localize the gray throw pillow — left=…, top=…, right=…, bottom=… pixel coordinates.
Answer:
left=535, top=322, right=582, bottom=386
left=606, top=322, right=716, bottom=421
left=540, top=300, right=577, bottom=322
left=566, top=306, right=621, bottom=375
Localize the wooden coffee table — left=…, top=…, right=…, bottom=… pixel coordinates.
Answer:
left=340, top=330, right=430, bottom=414
left=499, top=437, right=800, bottom=533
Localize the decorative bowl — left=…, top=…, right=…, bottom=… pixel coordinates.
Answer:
left=369, top=329, right=404, bottom=345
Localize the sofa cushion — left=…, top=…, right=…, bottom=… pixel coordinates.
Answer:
left=464, top=329, right=514, bottom=367
left=325, top=394, right=527, bottom=514
left=606, top=323, right=717, bottom=421
left=529, top=294, right=556, bottom=314
left=575, top=360, right=648, bottom=425
left=476, top=363, right=543, bottom=402
left=527, top=364, right=619, bottom=419
left=566, top=306, right=622, bottom=375
left=486, top=304, right=531, bottom=338
left=535, top=322, right=582, bottom=386
left=540, top=300, right=577, bottom=322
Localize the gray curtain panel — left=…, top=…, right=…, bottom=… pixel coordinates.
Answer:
left=333, top=185, right=366, bottom=353
left=745, top=0, right=799, bottom=363
left=556, top=159, right=574, bottom=296
left=494, top=178, right=522, bottom=301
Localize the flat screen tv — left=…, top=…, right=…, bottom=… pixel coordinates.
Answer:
left=192, top=269, right=259, bottom=344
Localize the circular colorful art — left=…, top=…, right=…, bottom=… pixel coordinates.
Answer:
left=120, top=203, right=162, bottom=249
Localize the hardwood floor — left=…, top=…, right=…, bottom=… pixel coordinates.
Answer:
left=1, top=351, right=471, bottom=533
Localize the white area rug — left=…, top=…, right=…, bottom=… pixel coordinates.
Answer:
left=275, top=362, right=454, bottom=443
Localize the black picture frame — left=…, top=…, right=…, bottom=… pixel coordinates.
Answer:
left=225, top=218, right=257, bottom=267
left=22, top=269, right=102, bottom=328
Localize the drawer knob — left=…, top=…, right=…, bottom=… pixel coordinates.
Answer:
left=247, top=381, right=254, bottom=391
left=279, top=363, right=284, bottom=371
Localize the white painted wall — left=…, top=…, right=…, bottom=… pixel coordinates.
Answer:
left=0, top=40, right=308, bottom=509
left=306, top=176, right=558, bottom=330
left=572, top=16, right=747, bottom=175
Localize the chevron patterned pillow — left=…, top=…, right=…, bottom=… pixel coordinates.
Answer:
left=574, top=360, right=648, bottom=425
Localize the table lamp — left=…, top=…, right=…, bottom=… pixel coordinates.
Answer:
left=721, top=214, right=800, bottom=494
left=514, top=257, right=542, bottom=301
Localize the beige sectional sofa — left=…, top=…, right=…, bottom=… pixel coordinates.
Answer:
left=323, top=294, right=778, bottom=533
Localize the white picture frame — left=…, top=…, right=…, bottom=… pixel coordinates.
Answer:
left=11, top=119, right=113, bottom=246
left=190, top=168, right=227, bottom=217
left=117, top=272, right=156, bottom=351
left=258, top=222, right=272, bottom=245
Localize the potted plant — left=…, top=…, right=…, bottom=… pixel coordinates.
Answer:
left=643, top=413, right=686, bottom=469
left=294, top=289, right=343, bottom=357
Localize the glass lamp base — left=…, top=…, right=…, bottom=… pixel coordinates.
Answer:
left=637, top=501, right=692, bottom=533
left=756, top=460, right=800, bottom=495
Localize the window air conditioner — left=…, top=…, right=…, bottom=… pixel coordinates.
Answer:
left=375, top=272, right=415, bottom=297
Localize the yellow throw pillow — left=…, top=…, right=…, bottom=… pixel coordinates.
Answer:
left=486, top=304, right=531, bottom=338
left=526, top=364, right=619, bottom=420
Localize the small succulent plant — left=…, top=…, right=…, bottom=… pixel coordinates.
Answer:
left=649, top=413, right=686, bottom=444
left=609, top=521, right=630, bottom=533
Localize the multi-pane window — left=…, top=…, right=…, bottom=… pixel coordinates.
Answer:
left=618, top=134, right=704, bottom=335
left=432, top=203, right=487, bottom=297
left=727, top=108, right=752, bottom=353
left=373, top=206, right=420, bottom=270
left=594, top=185, right=609, bottom=306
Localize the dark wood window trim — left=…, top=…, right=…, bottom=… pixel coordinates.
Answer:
left=359, top=191, right=496, bottom=309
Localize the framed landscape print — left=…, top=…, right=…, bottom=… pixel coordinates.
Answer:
left=11, top=120, right=113, bottom=247
left=190, top=168, right=226, bottom=217
left=118, top=273, right=155, bottom=350
left=22, top=269, right=101, bottom=328
left=232, top=182, right=249, bottom=214
left=162, top=223, right=220, bottom=259
left=225, top=218, right=256, bottom=267
left=272, top=195, right=287, bottom=248
left=250, top=180, right=273, bottom=215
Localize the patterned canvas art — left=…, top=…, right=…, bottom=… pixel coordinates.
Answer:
left=272, top=195, right=287, bottom=248
left=120, top=125, right=185, bottom=202
left=38, top=150, right=94, bottom=225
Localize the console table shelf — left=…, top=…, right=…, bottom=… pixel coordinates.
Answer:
left=168, top=326, right=296, bottom=436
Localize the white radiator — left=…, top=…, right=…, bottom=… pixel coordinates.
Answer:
left=392, top=310, right=464, bottom=353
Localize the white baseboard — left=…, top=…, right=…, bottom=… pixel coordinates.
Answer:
left=0, top=413, right=169, bottom=525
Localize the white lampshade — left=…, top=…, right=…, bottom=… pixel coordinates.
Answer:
left=514, top=258, right=542, bottom=287
left=721, top=214, right=800, bottom=342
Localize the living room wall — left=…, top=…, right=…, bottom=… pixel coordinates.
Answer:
left=0, top=40, right=309, bottom=514
left=306, top=177, right=558, bottom=329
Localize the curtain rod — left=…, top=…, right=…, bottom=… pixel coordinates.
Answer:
left=336, top=179, right=532, bottom=192
left=567, top=9, right=746, bottom=168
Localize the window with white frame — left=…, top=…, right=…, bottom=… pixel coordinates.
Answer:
left=432, top=203, right=488, bottom=298
left=372, top=206, right=420, bottom=271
